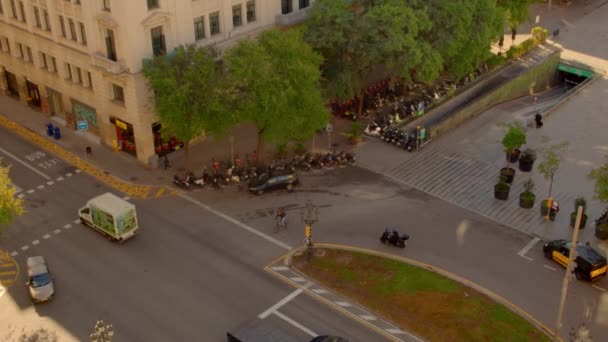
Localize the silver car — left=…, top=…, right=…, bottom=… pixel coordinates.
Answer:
left=26, top=256, right=55, bottom=303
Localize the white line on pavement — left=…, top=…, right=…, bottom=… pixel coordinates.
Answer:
left=335, top=301, right=351, bottom=307
left=544, top=264, right=557, bottom=271
left=27, top=189, right=34, bottom=194
left=311, top=288, right=328, bottom=294
left=43, top=234, right=51, bottom=239
left=53, top=229, right=61, bottom=234
left=10, top=251, right=18, bottom=257
left=63, top=224, right=72, bottom=229
left=273, top=311, right=317, bottom=337
left=66, top=173, right=73, bottom=177
left=360, top=315, right=377, bottom=321
left=21, top=246, right=29, bottom=251
left=386, top=328, right=407, bottom=335
left=31, top=240, right=40, bottom=246
left=74, top=219, right=81, bottom=224
left=290, top=277, right=306, bottom=283
left=17, top=194, right=24, bottom=199
left=258, top=282, right=312, bottom=319
left=75, top=169, right=82, bottom=173
left=36, top=185, right=44, bottom=189
left=56, top=176, right=64, bottom=181
left=592, top=285, right=607, bottom=292
left=180, top=194, right=292, bottom=251
left=0, top=147, right=51, bottom=180
left=517, top=237, right=540, bottom=260
left=46, top=181, right=54, bottom=185
left=270, top=266, right=289, bottom=271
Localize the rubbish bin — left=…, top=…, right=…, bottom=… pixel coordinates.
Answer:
left=53, top=126, right=61, bottom=140
left=46, top=123, right=54, bottom=136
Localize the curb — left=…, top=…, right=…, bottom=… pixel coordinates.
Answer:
left=286, top=243, right=560, bottom=341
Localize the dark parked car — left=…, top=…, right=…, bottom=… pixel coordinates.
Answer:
left=248, top=172, right=298, bottom=195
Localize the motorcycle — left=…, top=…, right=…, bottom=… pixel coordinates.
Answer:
left=173, top=175, right=190, bottom=189
left=186, top=172, right=204, bottom=188
left=380, top=228, right=409, bottom=248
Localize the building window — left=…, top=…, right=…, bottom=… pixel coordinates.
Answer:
left=26, top=46, right=33, bottom=63
left=43, top=10, right=51, bottom=31
left=151, top=26, right=166, bottom=56
left=33, top=7, right=41, bottom=27
left=18, top=1, right=26, bottom=22
left=147, top=0, right=158, bottom=10
left=65, top=63, right=72, bottom=80
left=246, top=1, right=256, bottom=22
left=68, top=19, right=77, bottom=41
left=281, top=0, right=292, bottom=14
left=299, top=0, right=310, bottom=9
left=232, top=5, right=242, bottom=27
left=102, top=0, right=111, bottom=12
left=17, top=43, right=24, bottom=58
left=50, top=56, right=57, bottom=73
left=40, top=52, right=48, bottom=69
left=76, top=67, right=82, bottom=84
left=194, top=17, right=205, bottom=41
left=0, top=1, right=3, bottom=15
left=209, top=12, right=220, bottom=35
left=75, top=0, right=81, bottom=5
left=9, top=0, right=17, bottom=19
left=59, top=16, right=66, bottom=37
left=79, top=22, right=87, bottom=45
left=87, top=71, right=93, bottom=89
left=105, top=29, right=117, bottom=61
left=113, top=84, right=124, bottom=103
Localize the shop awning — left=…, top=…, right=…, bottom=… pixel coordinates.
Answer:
left=557, top=63, right=594, bottom=78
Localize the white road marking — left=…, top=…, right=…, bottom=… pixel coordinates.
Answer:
left=27, top=189, right=34, bottom=194
left=0, top=147, right=51, bottom=180
left=273, top=311, right=317, bottom=337
left=290, top=277, right=306, bottom=283
left=66, top=172, right=73, bottom=177
left=17, top=194, right=25, bottom=199
left=592, top=285, right=607, bottom=292
left=544, top=264, right=557, bottom=271
left=270, top=266, right=289, bottom=271
left=122, top=196, right=130, bottom=201
left=0, top=286, right=5, bottom=298
left=386, top=328, right=406, bottom=334
left=31, top=240, right=40, bottom=246
left=36, top=185, right=44, bottom=189
left=180, top=194, right=292, bottom=250
left=10, top=251, right=18, bottom=257
left=517, top=237, right=540, bottom=260
left=75, top=169, right=82, bottom=173
left=43, top=234, right=51, bottom=239
left=258, top=282, right=312, bottom=319
left=21, top=245, right=29, bottom=251
left=335, top=301, right=351, bottom=307
left=74, top=219, right=81, bottom=224
left=11, top=183, right=21, bottom=193
left=46, top=181, right=54, bottom=185
left=53, top=229, right=61, bottom=234
left=311, top=288, right=329, bottom=294
left=63, top=224, right=72, bottom=229
left=360, top=315, right=377, bottom=321
left=56, top=176, right=64, bottom=181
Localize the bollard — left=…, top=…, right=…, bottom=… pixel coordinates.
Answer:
left=46, top=123, right=54, bottom=136
left=53, top=126, right=61, bottom=140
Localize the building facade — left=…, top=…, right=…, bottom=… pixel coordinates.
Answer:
left=0, top=0, right=314, bottom=166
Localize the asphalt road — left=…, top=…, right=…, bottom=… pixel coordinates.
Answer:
left=0, top=126, right=387, bottom=341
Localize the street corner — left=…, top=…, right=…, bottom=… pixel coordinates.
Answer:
left=147, top=186, right=180, bottom=199
left=0, top=251, right=19, bottom=294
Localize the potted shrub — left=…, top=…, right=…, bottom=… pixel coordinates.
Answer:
left=569, top=196, right=588, bottom=229
left=519, top=178, right=536, bottom=209
left=538, top=138, right=569, bottom=218
left=588, top=163, right=608, bottom=239
left=348, top=121, right=363, bottom=145
left=494, top=176, right=510, bottom=201
left=518, top=148, right=536, bottom=172
left=499, top=121, right=526, bottom=184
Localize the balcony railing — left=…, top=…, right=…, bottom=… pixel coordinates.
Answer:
left=91, top=52, right=127, bottom=74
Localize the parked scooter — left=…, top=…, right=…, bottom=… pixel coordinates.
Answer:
left=173, top=174, right=190, bottom=189
left=186, top=172, right=204, bottom=188
left=380, top=228, right=409, bottom=248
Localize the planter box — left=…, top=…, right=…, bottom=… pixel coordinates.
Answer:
left=569, top=213, right=588, bottom=229
left=519, top=193, right=535, bottom=209
left=506, top=149, right=521, bottom=163
left=596, top=225, right=608, bottom=240
left=494, top=184, right=510, bottom=200
left=500, top=167, right=515, bottom=184
left=519, top=158, right=534, bottom=172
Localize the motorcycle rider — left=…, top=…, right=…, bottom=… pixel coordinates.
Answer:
left=276, top=209, right=288, bottom=229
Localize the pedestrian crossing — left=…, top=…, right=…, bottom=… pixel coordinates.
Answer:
left=383, top=145, right=577, bottom=237
left=0, top=251, right=19, bottom=289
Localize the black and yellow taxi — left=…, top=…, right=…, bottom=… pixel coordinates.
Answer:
left=543, top=239, right=607, bottom=281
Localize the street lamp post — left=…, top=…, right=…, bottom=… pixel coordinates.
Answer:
left=90, top=320, right=114, bottom=342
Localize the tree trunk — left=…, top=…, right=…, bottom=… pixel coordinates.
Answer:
left=357, top=89, right=365, bottom=117
left=183, top=141, right=190, bottom=176
left=548, top=174, right=554, bottom=199
left=257, top=128, right=265, bottom=165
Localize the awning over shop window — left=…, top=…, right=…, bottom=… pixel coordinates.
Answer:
left=557, top=63, right=594, bottom=78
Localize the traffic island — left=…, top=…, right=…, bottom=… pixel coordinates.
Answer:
left=291, top=247, right=551, bottom=342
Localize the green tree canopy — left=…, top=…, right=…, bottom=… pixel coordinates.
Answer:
left=589, top=162, right=608, bottom=204
left=497, top=0, right=534, bottom=27
left=143, top=44, right=232, bottom=171
left=1, top=160, right=24, bottom=240
left=224, top=28, right=329, bottom=161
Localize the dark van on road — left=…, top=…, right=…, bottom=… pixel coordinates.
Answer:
left=248, top=172, right=298, bottom=195
left=543, top=239, right=607, bottom=281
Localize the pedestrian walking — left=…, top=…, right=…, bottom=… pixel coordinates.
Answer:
left=162, top=155, right=171, bottom=170
left=535, top=112, right=543, bottom=129
left=274, top=209, right=288, bottom=233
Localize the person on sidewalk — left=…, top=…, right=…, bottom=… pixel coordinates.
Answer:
left=275, top=209, right=287, bottom=231
left=535, top=112, right=543, bottom=129
left=162, top=155, right=171, bottom=170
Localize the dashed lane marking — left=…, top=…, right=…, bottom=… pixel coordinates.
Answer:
left=544, top=264, right=557, bottom=271
left=273, top=311, right=317, bottom=337
left=56, top=176, right=64, bottom=181
left=75, top=169, right=82, bottom=173
left=0, top=147, right=51, bottom=180
left=31, top=240, right=40, bottom=246
left=17, top=194, right=24, bottom=199
left=66, top=172, right=73, bottom=177
left=335, top=301, right=352, bottom=307
left=36, top=185, right=44, bottom=189
left=53, top=229, right=61, bottom=234
left=10, top=251, right=18, bottom=257
left=311, top=288, right=329, bottom=294
left=592, top=285, right=607, bottom=292
left=43, top=234, right=51, bottom=239
left=27, top=189, right=34, bottom=194
left=73, top=219, right=80, bottom=224
left=63, top=224, right=72, bottom=230
left=46, top=181, right=54, bottom=185
left=20, top=246, right=29, bottom=251
left=360, top=315, right=377, bottom=321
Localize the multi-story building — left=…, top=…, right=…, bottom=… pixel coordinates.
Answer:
left=0, top=0, right=314, bottom=166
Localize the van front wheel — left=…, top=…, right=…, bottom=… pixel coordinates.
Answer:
left=574, top=271, right=585, bottom=281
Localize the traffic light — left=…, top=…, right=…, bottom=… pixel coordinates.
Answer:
left=305, top=225, right=312, bottom=238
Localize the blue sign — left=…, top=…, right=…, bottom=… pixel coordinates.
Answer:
left=77, top=120, right=88, bottom=131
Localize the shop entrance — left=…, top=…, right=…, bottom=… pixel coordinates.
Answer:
left=111, top=117, right=137, bottom=156
left=4, top=69, right=19, bottom=98
left=152, top=122, right=183, bottom=156
left=26, top=80, right=41, bottom=108
left=46, top=87, right=63, bottom=117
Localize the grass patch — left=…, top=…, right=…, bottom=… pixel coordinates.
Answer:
left=293, top=249, right=549, bottom=342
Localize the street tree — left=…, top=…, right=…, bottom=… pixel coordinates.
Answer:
left=0, top=160, right=24, bottom=240
left=497, top=0, right=534, bottom=29
left=143, top=45, right=232, bottom=172
left=537, top=138, right=569, bottom=206
left=224, top=28, right=329, bottom=162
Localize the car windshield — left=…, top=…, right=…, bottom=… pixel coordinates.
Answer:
left=565, top=241, right=585, bottom=249
left=30, top=273, right=51, bottom=288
